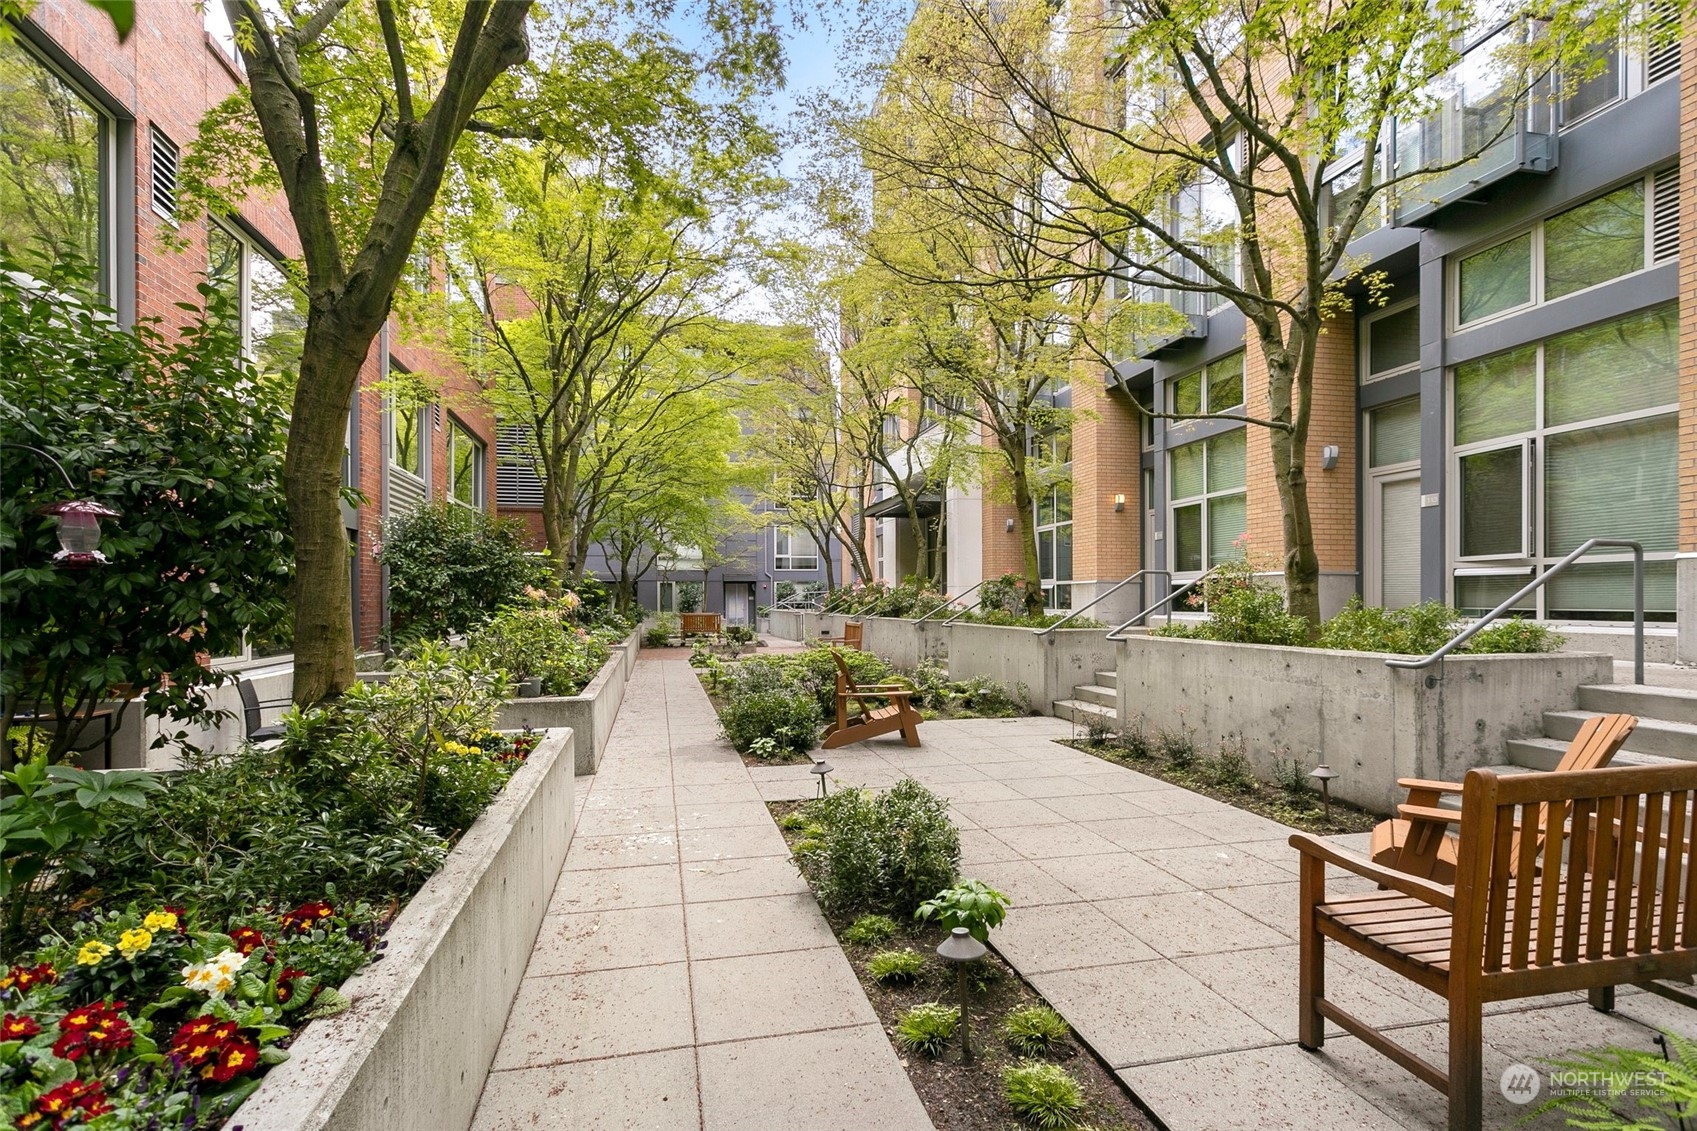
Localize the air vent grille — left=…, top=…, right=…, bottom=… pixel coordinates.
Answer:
left=496, top=425, right=544, bottom=509
left=150, top=126, right=178, bottom=221
left=1651, top=165, right=1679, bottom=264
left=1647, top=0, right=1681, bottom=85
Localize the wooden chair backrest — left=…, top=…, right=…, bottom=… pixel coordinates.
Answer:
left=830, top=648, right=857, bottom=693
left=681, top=612, right=721, bottom=634
left=1553, top=713, right=1637, bottom=773
left=842, top=621, right=863, bottom=649
left=1454, top=762, right=1697, bottom=979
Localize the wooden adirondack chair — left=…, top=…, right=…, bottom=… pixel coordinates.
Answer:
left=1369, top=712, right=1637, bottom=883
left=821, top=649, right=922, bottom=750
left=828, top=621, right=864, bottom=650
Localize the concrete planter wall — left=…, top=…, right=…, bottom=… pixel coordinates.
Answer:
left=1116, top=636, right=1613, bottom=814
left=766, top=614, right=1114, bottom=715
left=234, top=726, right=575, bottom=1131
left=494, top=631, right=638, bottom=775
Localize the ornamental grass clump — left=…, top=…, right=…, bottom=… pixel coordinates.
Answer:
left=1002, top=1061, right=1087, bottom=1128
left=1001, top=1005, right=1071, bottom=1056
left=867, top=949, right=926, bottom=984
left=894, top=1002, right=959, bottom=1057
left=843, top=914, right=900, bottom=946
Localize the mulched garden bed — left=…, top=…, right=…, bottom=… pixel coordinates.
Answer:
left=1063, top=737, right=1381, bottom=835
left=769, top=801, right=1158, bottom=1131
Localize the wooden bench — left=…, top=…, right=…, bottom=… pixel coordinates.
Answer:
left=1292, top=763, right=1697, bottom=1131
left=1369, top=712, right=1637, bottom=883
left=821, top=649, right=921, bottom=750
left=828, top=620, right=864, bottom=650
left=680, top=612, right=723, bottom=639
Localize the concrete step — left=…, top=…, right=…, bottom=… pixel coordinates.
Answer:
left=1072, top=684, right=1118, bottom=709
left=1054, top=699, right=1117, bottom=728
left=1541, top=710, right=1697, bottom=762
left=1578, top=683, right=1697, bottom=727
left=1506, top=733, right=1690, bottom=772
left=1095, top=671, right=1117, bottom=688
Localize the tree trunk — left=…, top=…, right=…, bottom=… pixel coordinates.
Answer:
left=1260, top=325, right=1322, bottom=631
left=285, top=324, right=368, bottom=705
left=1007, top=454, right=1044, bottom=619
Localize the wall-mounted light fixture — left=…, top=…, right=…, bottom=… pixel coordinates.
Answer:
left=1320, top=444, right=1340, bottom=471
left=1005, top=518, right=1016, bottom=533
left=1113, top=493, right=1126, bottom=513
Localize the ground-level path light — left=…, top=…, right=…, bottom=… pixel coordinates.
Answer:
left=936, top=926, right=987, bottom=1065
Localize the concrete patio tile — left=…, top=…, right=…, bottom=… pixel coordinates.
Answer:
left=1482, top=999, right=1675, bottom=1064
left=677, top=822, right=788, bottom=862
left=563, top=832, right=678, bottom=871
left=582, top=786, right=674, bottom=810
left=1099, top=889, right=1290, bottom=958
left=1232, top=836, right=1303, bottom=873
left=1005, top=775, right=1113, bottom=799
left=991, top=820, right=1123, bottom=860
left=756, top=779, right=816, bottom=801
left=971, top=858, right=1084, bottom=908
left=681, top=854, right=810, bottom=903
left=674, top=801, right=774, bottom=829
left=1613, top=988, right=1697, bottom=1034
left=929, top=778, right=1027, bottom=803
left=492, top=962, right=694, bottom=1069
left=697, top=1025, right=933, bottom=1131
left=472, top=1048, right=699, bottom=1131
left=1169, top=806, right=1292, bottom=844
left=898, top=762, right=992, bottom=784
left=1036, top=852, right=1192, bottom=901
left=959, top=827, right=1022, bottom=865
left=1211, top=880, right=1301, bottom=938
left=951, top=798, right=1071, bottom=827
left=1138, top=843, right=1301, bottom=890
left=573, top=806, right=679, bottom=838
left=990, top=901, right=1158, bottom=973
left=547, top=864, right=681, bottom=914
left=671, top=760, right=753, bottom=785
left=676, top=782, right=760, bottom=805
left=690, top=947, right=878, bottom=1043
left=976, top=758, right=1082, bottom=781
left=1079, top=815, right=1217, bottom=852
left=1120, top=1043, right=1408, bottom=1131
left=684, top=892, right=836, bottom=960
left=525, top=904, right=688, bottom=977
left=1029, top=959, right=1278, bottom=1067
left=1035, top=791, right=1156, bottom=822
left=1144, top=789, right=1236, bottom=815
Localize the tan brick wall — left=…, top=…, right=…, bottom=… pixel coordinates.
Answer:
left=1679, top=29, right=1697, bottom=552
left=1070, top=378, right=1142, bottom=580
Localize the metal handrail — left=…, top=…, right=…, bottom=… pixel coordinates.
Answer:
left=1105, top=563, right=1225, bottom=640
left=1386, top=538, right=1644, bottom=684
left=915, top=579, right=987, bottom=624
left=1037, top=569, right=1170, bottom=637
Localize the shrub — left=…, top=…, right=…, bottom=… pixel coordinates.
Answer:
left=1157, top=724, right=1197, bottom=768
left=1002, top=1062, right=1086, bottom=1129
left=1205, top=735, right=1255, bottom=793
left=1465, top=618, right=1564, bottom=654
left=644, top=612, right=680, bottom=647
left=894, top=1002, right=960, bottom=1057
left=1153, top=558, right=1309, bottom=646
left=1081, top=711, right=1116, bottom=745
left=718, top=660, right=822, bottom=757
left=1001, top=1005, right=1071, bottom=1057
left=1118, top=715, right=1153, bottom=760
left=867, top=949, right=927, bottom=984
left=377, top=501, right=547, bottom=641
left=844, top=913, right=900, bottom=945
left=1316, top=597, right=1459, bottom=654
left=915, top=879, right=1009, bottom=942
left=1272, top=754, right=1309, bottom=795
left=465, top=604, right=611, bottom=695
left=1532, top=1031, right=1697, bottom=1129
left=795, top=779, right=960, bottom=917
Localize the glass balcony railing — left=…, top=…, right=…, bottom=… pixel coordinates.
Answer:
left=1390, top=19, right=1556, bottom=225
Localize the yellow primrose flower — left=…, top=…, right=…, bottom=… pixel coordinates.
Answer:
left=117, top=928, right=153, bottom=959
left=77, top=940, right=113, bottom=966
left=143, top=910, right=178, bottom=932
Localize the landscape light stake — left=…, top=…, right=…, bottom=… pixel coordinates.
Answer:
left=1309, top=764, right=1339, bottom=823
left=936, top=926, right=987, bottom=1066
left=811, top=760, right=833, bottom=798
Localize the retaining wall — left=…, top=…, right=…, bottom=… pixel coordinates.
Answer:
left=234, top=726, right=575, bottom=1131
left=494, top=631, right=638, bottom=775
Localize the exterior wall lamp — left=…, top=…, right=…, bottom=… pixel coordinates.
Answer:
left=1320, top=445, right=1340, bottom=471
left=2, top=444, right=119, bottom=568
left=1005, top=518, right=1015, bottom=533
left=1113, top=493, right=1126, bottom=512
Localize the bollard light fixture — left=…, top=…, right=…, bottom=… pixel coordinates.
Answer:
left=1309, top=763, right=1339, bottom=822
left=935, top=927, right=988, bottom=1065
left=810, top=759, right=834, bottom=798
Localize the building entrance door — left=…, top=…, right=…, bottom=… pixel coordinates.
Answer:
left=1368, top=471, right=1422, bottom=609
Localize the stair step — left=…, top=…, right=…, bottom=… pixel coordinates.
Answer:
left=1054, top=699, right=1117, bottom=727
left=1578, top=683, right=1697, bottom=727
left=1072, top=684, right=1117, bottom=708
left=1542, top=710, right=1697, bottom=762
left=1506, top=734, right=1688, bottom=772
left=1095, top=671, right=1118, bottom=688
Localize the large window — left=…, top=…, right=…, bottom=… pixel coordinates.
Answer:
left=774, top=526, right=818, bottom=571
left=1169, top=429, right=1246, bottom=574
left=1453, top=174, right=1669, bottom=328
left=391, top=401, right=426, bottom=479
left=0, top=39, right=108, bottom=281
left=206, top=223, right=306, bottom=376
left=1169, top=351, right=1244, bottom=415
left=1450, top=304, right=1677, bottom=620
left=1360, top=302, right=1421, bottom=384
left=1036, top=485, right=1073, bottom=610
left=448, top=418, right=485, bottom=509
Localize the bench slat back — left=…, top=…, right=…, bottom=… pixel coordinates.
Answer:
left=1458, top=764, right=1697, bottom=975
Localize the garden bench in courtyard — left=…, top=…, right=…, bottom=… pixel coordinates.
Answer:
left=821, top=648, right=922, bottom=749
left=1292, top=762, right=1697, bottom=1131
left=680, top=612, right=723, bottom=639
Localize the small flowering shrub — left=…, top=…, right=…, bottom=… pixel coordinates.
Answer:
left=464, top=598, right=624, bottom=697
left=0, top=901, right=375, bottom=1130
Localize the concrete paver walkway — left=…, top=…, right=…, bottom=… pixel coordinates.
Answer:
left=471, top=660, right=932, bottom=1131
left=753, top=715, right=1696, bottom=1131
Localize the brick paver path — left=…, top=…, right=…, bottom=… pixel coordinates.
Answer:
left=470, top=659, right=933, bottom=1131
left=749, top=714, right=1694, bottom=1131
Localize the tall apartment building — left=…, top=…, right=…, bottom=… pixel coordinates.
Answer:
left=865, top=4, right=1693, bottom=651
left=3, top=1, right=501, bottom=650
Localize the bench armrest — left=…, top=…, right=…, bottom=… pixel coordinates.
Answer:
left=1396, top=777, right=1465, bottom=795
left=1397, top=803, right=1463, bottom=825
left=846, top=684, right=912, bottom=693
left=1288, top=833, right=1455, bottom=911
